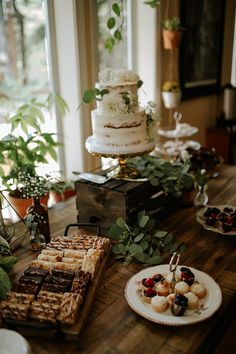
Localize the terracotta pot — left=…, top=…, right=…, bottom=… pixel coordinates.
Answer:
left=50, top=188, right=76, bottom=203
left=162, top=29, right=182, bottom=49
left=7, top=194, right=49, bottom=219
left=162, top=91, right=182, bottom=109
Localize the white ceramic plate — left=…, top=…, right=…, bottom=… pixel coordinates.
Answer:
left=124, top=264, right=222, bottom=326
left=0, top=329, right=31, bottom=354
left=196, top=205, right=236, bottom=236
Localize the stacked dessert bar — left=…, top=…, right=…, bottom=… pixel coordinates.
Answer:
left=0, top=234, right=110, bottom=326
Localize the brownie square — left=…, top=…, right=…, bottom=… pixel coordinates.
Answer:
left=41, top=283, right=68, bottom=294
left=18, top=275, right=43, bottom=286
left=15, top=282, right=40, bottom=295
left=24, top=266, right=49, bottom=278
left=44, top=275, right=72, bottom=289
left=51, top=269, right=75, bottom=281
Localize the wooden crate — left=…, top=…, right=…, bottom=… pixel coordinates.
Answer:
left=75, top=177, right=180, bottom=235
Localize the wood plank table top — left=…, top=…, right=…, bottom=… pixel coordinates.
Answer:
left=8, top=165, right=236, bottom=354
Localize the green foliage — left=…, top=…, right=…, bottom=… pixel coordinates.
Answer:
left=105, top=2, right=123, bottom=52
left=0, top=94, right=69, bottom=192
left=82, top=88, right=109, bottom=105
left=163, top=17, right=181, bottom=31
left=0, top=268, right=11, bottom=300
left=144, top=0, right=160, bottom=8
left=127, top=156, right=194, bottom=198
left=0, top=237, right=16, bottom=300
left=109, top=210, right=183, bottom=265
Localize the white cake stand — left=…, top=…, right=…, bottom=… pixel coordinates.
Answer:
left=85, top=136, right=155, bottom=178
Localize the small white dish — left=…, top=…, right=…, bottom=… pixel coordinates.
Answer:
left=0, top=329, right=31, bottom=354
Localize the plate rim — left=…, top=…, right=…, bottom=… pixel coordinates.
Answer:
left=196, top=204, right=236, bottom=236
left=124, top=264, right=222, bottom=326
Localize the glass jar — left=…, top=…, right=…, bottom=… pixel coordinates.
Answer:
left=194, top=184, right=208, bottom=207
left=27, top=198, right=51, bottom=243
left=29, top=233, right=46, bottom=251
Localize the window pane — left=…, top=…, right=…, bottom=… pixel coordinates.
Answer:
left=0, top=0, right=58, bottom=173
left=97, top=0, right=128, bottom=70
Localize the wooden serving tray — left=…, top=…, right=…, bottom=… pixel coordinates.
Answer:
left=2, top=248, right=110, bottom=340
left=1, top=223, right=111, bottom=341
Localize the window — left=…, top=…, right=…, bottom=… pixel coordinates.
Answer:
left=0, top=0, right=58, bottom=173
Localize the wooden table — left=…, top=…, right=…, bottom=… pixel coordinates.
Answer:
left=7, top=166, right=236, bottom=353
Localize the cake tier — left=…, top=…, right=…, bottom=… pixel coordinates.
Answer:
left=85, top=135, right=155, bottom=156
left=96, top=81, right=138, bottom=96
left=91, top=109, right=148, bottom=148
left=96, top=82, right=139, bottom=113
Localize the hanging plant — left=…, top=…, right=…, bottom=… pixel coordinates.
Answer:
left=161, top=80, right=182, bottom=109
left=105, top=2, right=124, bottom=52
left=162, top=17, right=183, bottom=50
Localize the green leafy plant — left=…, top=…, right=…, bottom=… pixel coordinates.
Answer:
left=144, top=0, right=160, bottom=8
left=0, top=93, right=69, bottom=194
left=162, top=81, right=181, bottom=93
left=109, top=210, right=186, bottom=265
left=105, top=2, right=124, bottom=52
left=163, top=17, right=181, bottom=31
left=127, top=156, right=194, bottom=197
left=0, top=236, right=17, bottom=300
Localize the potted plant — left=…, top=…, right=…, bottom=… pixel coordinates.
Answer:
left=50, top=180, right=76, bottom=204
left=161, top=80, right=182, bottom=109
left=162, top=17, right=183, bottom=50
left=0, top=94, right=68, bottom=218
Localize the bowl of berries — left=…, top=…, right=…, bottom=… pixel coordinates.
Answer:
left=196, top=205, right=236, bottom=235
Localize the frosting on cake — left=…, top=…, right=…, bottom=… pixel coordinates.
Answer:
left=87, top=68, right=156, bottom=155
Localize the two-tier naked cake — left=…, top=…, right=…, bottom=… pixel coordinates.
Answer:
left=85, top=68, right=156, bottom=156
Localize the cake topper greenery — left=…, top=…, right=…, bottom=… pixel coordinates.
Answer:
left=109, top=210, right=186, bottom=265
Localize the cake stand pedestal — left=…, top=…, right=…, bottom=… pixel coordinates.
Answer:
left=85, top=136, right=155, bottom=179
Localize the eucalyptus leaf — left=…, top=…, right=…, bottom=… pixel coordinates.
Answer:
left=145, top=256, right=163, bottom=265
left=108, top=224, right=123, bottom=239
left=138, top=215, right=149, bottom=228
left=0, top=268, right=11, bottom=300
left=107, top=17, right=116, bottom=29
left=114, top=30, right=122, bottom=40
left=164, top=233, right=173, bottom=245
left=140, top=239, right=149, bottom=251
left=154, top=230, right=168, bottom=238
left=112, top=244, right=122, bottom=254
left=137, top=80, right=143, bottom=88
left=168, top=242, right=178, bottom=253
left=112, top=3, right=121, bottom=16
left=0, top=256, right=17, bottom=273
left=105, top=37, right=115, bottom=52
left=147, top=246, right=153, bottom=256
left=134, top=252, right=149, bottom=262
left=150, top=178, right=160, bottom=186
left=128, top=244, right=143, bottom=255
left=119, top=243, right=127, bottom=255
left=116, top=217, right=129, bottom=231
left=134, top=233, right=144, bottom=243
left=0, top=236, right=11, bottom=253
left=83, top=90, right=95, bottom=103
left=153, top=248, right=161, bottom=256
